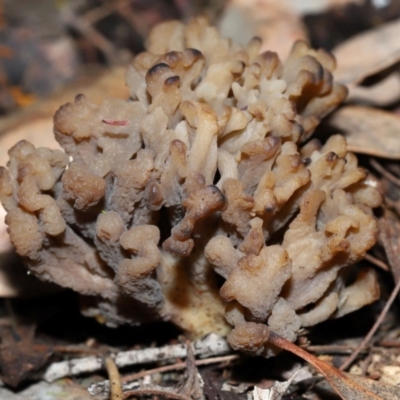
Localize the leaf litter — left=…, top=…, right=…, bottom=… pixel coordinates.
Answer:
left=333, top=18, right=400, bottom=86
left=329, top=106, right=400, bottom=159
left=3, top=1, right=400, bottom=400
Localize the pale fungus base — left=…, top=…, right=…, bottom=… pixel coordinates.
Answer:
left=0, top=17, right=381, bottom=353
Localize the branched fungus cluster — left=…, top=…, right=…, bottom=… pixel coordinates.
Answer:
left=0, top=18, right=381, bottom=354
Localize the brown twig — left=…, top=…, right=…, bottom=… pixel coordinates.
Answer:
left=61, top=8, right=120, bottom=64
left=115, top=0, right=150, bottom=38
left=378, top=339, right=400, bottom=347
left=82, top=2, right=117, bottom=25
left=364, top=253, right=390, bottom=272
left=339, top=276, right=400, bottom=371
left=121, top=354, right=239, bottom=383
left=338, top=211, right=400, bottom=370
left=304, top=345, right=365, bottom=355
left=380, top=214, right=400, bottom=283
left=370, top=158, right=400, bottom=188
left=360, top=353, right=373, bottom=376
left=268, top=331, right=387, bottom=399
left=33, top=344, right=101, bottom=356
left=105, top=357, right=123, bottom=400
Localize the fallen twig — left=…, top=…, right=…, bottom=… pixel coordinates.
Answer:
left=370, top=158, right=400, bottom=188
left=339, top=276, right=400, bottom=371
left=105, top=357, right=123, bottom=400
left=61, top=7, right=121, bottom=63
left=336, top=213, right=400, bottom=370
left=122, top=354, right=239, bottom=383
left=305, top=345, right=367, bottom=355
left=364, top=253, right=390, bottom=272
left=338, top=212, right=400, bottom=373
left=44, top=333, right=231, bottom=382
left=88, top=354, right=238, bottom=397
left=269, top=330, right=400, bottom=399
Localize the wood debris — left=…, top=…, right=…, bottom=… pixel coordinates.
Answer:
left=44, top=333, right=231, bottom=382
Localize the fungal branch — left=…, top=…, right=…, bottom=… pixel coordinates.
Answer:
left=0, top=17, right=381, bottom=357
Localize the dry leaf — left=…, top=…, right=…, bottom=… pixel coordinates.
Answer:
left=203, top=371, right=246, bottom=400
left=330, top=370, right=400, bottom=400
left=252, top=370, right=299, bottom=400
left=379, top=210, right=400, bottom=284
left=333, top=18, right=400, bottom=85
left=329, top=105, right=400, bottom=159
left=0, top=325, right=52, bottom=387
left=269, top=331, right=400, bottom=400
left=347, top=73, right=400, bottom=106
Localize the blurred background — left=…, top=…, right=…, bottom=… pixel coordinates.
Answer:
left=2, top=0, right=400, bottom=116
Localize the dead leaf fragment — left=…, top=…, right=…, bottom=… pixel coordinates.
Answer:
left=379, top=209, right=400, bottom=284
left=329, top=106, right=400, bottom=159
left=337, top=372, right=400, bottom=400
left=203, top=370, right=245, bottom=400
left=252, top=370, right=298, bottom=400
left=269, top=331, right=400, bottom=400
left=347, top=73, right=400, bottom=106
left=0, top=325, right=52, bottom=387
left=334, top=18, right=400, bottom=85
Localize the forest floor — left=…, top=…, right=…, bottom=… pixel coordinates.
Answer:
left=2, top=1, right=400, bottom=399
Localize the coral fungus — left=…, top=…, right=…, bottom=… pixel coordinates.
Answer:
left=0, top=17, right=381, bottom=353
